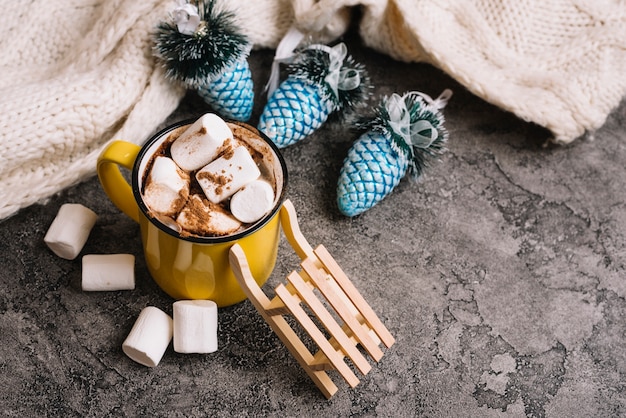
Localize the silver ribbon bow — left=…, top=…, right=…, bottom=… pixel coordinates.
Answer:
left=310, top=43, right=361, bottom=99
left=172, top=1, right=201, bottom=35
left=386, top=89, right=453, bottom=150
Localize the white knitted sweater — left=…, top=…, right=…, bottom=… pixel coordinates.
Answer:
left=1, top=0, right=624, bottom=220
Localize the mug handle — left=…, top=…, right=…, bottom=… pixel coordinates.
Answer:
left=97, top=140, right=141, bottom=223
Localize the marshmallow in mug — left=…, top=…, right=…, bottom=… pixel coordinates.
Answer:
left=196, top=145, right=261, bottom=204
left=176, top=194, right=242, bottom=236
left=230, top=180, right=275, bottom=223
left=142, top=156, right=190, bottom=217
left=170, top=113, right=233, bottom=172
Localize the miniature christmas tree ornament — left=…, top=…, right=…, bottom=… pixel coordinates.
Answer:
left=336, top=90, right=452, bottom=217
left=258, top=42, right=371, bottom=148
left=154, top=0, right=254, bottom=122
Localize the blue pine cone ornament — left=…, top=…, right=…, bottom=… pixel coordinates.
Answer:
left=336, top=90, right=452, bottom=217
left=258, top=42, right=371, bottom=148
left=153, top=0, right=254, bottom=122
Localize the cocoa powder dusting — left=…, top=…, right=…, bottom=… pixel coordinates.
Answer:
left=218, top=138, right=235, bottom=159
left=177, top=195, right=242, bottom=237
left=177, top=195, right=209, bottom=236
left=196, top=170, right=230, bottom=197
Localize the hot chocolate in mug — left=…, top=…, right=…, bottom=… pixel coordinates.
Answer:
left=97, top=119, right=287, bottom=307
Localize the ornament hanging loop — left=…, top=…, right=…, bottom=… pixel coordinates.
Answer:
left=264, top=26, right=306, bottom=97
left=416, top=89, right=453, bottom=110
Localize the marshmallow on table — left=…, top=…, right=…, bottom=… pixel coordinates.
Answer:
left=122, top=306, right=173, bottom=367
left=44, top=203, right=98, bottom=260
left=173, top=300, right=218, bottom=354
left=176, top=194, right=242, bottom=236
left=82, top=254, right=135, bottom=291
left=230, top=180, right=275, bottom=223
left=196, top=146, right=261, bottom=204
left=171, top=113, right=233, bottom=171
left=142, top=156, right=190, bottom=217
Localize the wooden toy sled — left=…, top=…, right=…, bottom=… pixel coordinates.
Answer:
left=229, top=199, right=394, bottom=399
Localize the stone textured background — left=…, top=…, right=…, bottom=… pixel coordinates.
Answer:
left=1, top=29, right=625, bottom=417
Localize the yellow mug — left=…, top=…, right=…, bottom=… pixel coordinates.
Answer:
left=97, top=120, right=288, bottom=307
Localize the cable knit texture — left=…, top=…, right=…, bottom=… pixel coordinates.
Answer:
left=1, top=0, right=624, bottom=220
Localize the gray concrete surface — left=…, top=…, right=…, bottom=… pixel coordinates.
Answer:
left=1, top=30, right=625, bottom=417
